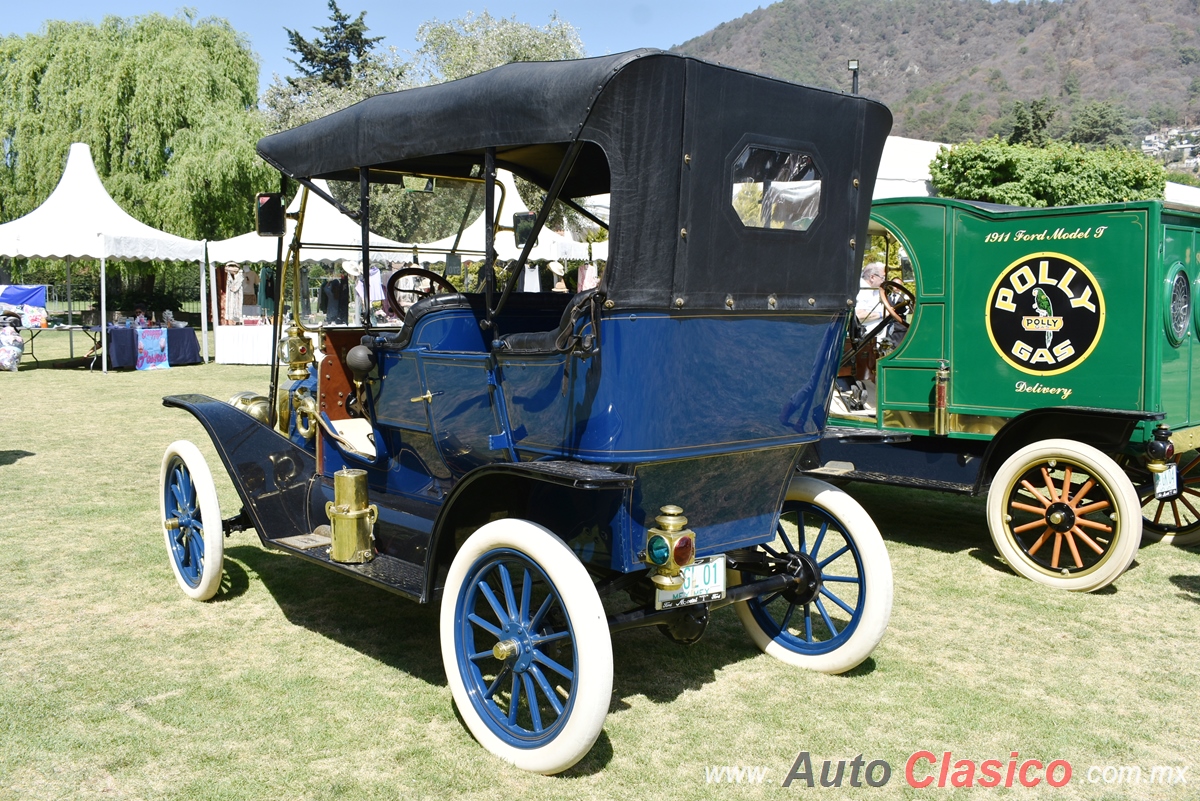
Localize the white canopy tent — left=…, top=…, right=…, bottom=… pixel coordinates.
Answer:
left=207, top=178, right=415, bottom=266
left=206, top=180, right=417, bottom=364
left=1167, top=181, right=1200, bottom=208
left=873, top=136, right=948, bottom=200
left=0, top=143, right=207, bottom=371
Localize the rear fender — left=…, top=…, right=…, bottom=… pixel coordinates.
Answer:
left=163, top=394, right=320, bottom=544
left=423, top=462, right=633, bottom=601
left=975, top=406, right=1164, bottom=493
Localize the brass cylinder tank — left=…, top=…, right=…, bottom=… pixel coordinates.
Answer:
left=934, top=360, right=950, bottom=436
left=325, top=469, right=378, bottom=563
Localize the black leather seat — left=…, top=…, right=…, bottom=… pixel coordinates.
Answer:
left=380, top=293, right=475, bottom=349
left=497, top=289, right=598, bottom=354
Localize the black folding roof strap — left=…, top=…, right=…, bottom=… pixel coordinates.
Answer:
left=497, top=160, right=607, bottom=231
left=360, top=166, right=371, bottom=330
left=267, top=173, right=288, bottom=428
left=482, top=148, right=497, bottom=324
left=295, top=176, right=360, bottom=220
left=487, top=139, right=585, bottom=329
left=450, top=184, right=481, bottom=256
left=560, top=195, right=607, bottom=230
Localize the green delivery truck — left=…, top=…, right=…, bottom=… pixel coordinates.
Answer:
left=809, top=196, right=1200, bottom=591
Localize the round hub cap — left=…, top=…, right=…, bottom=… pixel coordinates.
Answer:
left=781, top=551, right=823, bottom=606
left=1045, top=502, right=1076, bottom=533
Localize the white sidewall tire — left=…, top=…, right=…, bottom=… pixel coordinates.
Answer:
left=440, top=519, right=613, bottom=774
left=733, top=476, right=893, bottom=674
left=986, top=439, right=1140, bottom=592
left=1127, top=453, right=1200, bottom=546
left=160, top=440, right=224, bottom=601
left=1145, top=528, right=1200, bottom=547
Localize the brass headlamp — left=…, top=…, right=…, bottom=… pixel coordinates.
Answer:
left=279, top=324, right=315, bottom=381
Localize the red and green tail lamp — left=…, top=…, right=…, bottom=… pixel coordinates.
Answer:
left=643, top=505, right=696, bottom=591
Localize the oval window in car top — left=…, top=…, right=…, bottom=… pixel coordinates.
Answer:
left=730, top=146, right=822, bottom=231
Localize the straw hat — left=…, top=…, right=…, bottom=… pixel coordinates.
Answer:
left=548, top=261, right=565, bottom=276
left=342, top=260, right=362, bottom=277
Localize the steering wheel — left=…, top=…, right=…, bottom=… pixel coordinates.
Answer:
left=841, top=280, right=915, bottom=371
left=386, top=267, right=457, bottom=318
left=879, top=280, right=914, bottom=323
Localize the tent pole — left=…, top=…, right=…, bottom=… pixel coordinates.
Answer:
left=360, top=166, right=371, bottom=328
left=66, top=257, right=74, bottom=358
left=200, top=243, right=210, bottom=363
left=99, top=241, right=107, bottom=374
left=208, top=256, right=219, bottom=362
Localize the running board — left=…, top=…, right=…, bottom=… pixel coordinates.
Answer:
left=823, top=426, right=912, bottom=444
left=267, top=533, right=425, bottom=601
left=801, top=467, right=974, bottom=495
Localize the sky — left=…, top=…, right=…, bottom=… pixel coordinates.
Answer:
left=4, top=1, right=770, bottom=94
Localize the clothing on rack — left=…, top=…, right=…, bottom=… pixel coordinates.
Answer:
left=224, top=264, right=244, bottom=324
left=522, top=263, right=541, bottom=293
left=321, top=277, right=349, bottom=324
left=259, top=265, right=276, bottom=319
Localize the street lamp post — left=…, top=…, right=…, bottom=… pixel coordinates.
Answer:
left=848, top=59, right=860, bottom=95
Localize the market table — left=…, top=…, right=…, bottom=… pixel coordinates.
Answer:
left=18, top=326, right=101, bottom=364
left=102, top=325, right=202, bottom=369
left=214, top=323, right=274, bottom=365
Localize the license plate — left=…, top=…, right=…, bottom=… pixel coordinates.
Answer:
left=655, top=555, right=726, bottom=610
left=1154, top=463, right=1178, bottom=499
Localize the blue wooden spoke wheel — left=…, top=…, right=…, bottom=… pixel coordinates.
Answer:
left=441, top=520, right=611, bottom=774
left=732, top=476, right=892, bottom=674
left=159, top=440, right=224, bottom=600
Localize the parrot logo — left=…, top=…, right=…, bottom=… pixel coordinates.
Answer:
left=1033, top=287, right=1053, bottom=348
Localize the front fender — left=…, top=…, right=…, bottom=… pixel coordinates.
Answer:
left=163, top=394, right=320, bottom=545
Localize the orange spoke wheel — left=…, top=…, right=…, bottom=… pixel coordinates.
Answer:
left=986, top=439, right=1140, bottom=592
left=1119, top=450, right=1200, bottom=546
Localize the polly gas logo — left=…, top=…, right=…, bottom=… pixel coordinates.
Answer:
left=986, top=252, right=1106, bottom=376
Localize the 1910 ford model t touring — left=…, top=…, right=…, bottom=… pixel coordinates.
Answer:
left=159, top=50, right=894, bottom=773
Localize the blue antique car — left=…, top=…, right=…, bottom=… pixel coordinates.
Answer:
left=159, top=49, right=894, bottom=773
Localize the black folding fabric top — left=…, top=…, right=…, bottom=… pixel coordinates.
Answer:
left=257, top=50, right=651, bottom=198
left=258, top=50, right=893, bottom=312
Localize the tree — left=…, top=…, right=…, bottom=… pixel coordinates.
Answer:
left=0, top=13, right=276, bottom=301
left=262, top=48, right=408, bottom=134
left=1068, top=100, right=1130, bottom=148
left=1008, top=99, right=1056, bottom=146
left=1168, top=170, right=1200, bottom=188
left=266, top=12, right=586, bottom=244
left=412, top=12, right=583, bottom=85
left=0, top=13, right=273, bottom=241
left=284, top=0, right=383, bottom=89
left=409, top=13, right=585, bottom=233
left=930, top=138, right=1166, bottom=207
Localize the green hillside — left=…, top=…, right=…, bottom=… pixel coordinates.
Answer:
left=674, top=0, right=1200, bottom=142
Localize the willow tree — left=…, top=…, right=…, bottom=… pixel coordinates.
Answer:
left=0, top=12, right=274, bottom=241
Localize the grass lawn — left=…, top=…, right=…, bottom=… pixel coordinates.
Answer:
left=1, top=333, right=1198, bottom=800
